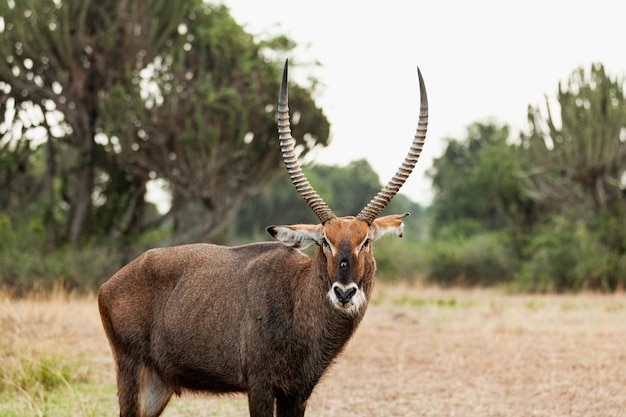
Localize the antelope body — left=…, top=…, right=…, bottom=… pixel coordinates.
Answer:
left=98, top=61, right=428, bottom=417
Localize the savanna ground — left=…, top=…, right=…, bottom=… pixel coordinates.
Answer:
left=1, top=284, right=625, bottom=417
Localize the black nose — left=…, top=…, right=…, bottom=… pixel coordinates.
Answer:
left=333, top=286, right=357, bottom=305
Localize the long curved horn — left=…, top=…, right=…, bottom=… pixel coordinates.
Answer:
left=356, top=67, right=429, bottom=225
left=277, top=60, right=336, bottom=224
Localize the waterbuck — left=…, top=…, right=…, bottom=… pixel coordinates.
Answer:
left=98, top=60, right=428, bottom=417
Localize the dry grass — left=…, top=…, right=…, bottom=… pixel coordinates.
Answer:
left=1, top=285, right=626, bottom=416
left=320, top=285, right=626, bottom=417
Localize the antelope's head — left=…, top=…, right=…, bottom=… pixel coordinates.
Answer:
left=268, top=61, right=428, bottom=315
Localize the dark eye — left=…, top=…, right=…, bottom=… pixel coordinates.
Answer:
left=361, top=238, right=371, bottom=250
left=322, top=237, right=330, bottom=248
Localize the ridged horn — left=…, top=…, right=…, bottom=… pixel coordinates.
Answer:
left=356, top=67, right=429, bottom=225
left=277, top=60, right=336, bottom=224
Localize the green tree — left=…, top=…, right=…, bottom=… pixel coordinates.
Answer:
left=309, top=160, right=382, bottom=217
left=428, top=121, right=534, bottom=240
left=423, top=122, right=530, bottom=286
left=0, top=0, right=189, bottom=244
left=521, top=63, right=626, bottom=218
left=99, top=3, right=329, bottom=243
left=517, top=64, right=626, bottom=291
left=0, top=0, right=330, bottom=245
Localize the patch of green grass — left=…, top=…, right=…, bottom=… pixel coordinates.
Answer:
left=391, top=296, right=475, bottom=308
left=0, top=382, right=118, bottom=417
left=0, top=354, right=117, bottom=417
left=525, top=300, right=543, bottom=310
left=606, top=302, right=625, bottom=312
left=559, top=301, right=589, bottom=311
left=391, top=297, right=428, bottom=308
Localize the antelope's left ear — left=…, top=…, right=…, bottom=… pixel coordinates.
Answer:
left=370, top=213, right=410, bottom=241
left=267, top=224, right=323, bottom=249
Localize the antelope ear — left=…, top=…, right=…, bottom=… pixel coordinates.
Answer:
left=370, top=213, right=410, bottom=241
left=267, top=224, right=323, bottom=249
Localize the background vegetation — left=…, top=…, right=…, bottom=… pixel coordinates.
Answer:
left=0, top=1, right=625, bottom=294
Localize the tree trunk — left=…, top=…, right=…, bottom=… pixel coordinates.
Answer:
left=69, top=141, right=95, bottom=244
left=43, top=136, right=61, bottom=246
left=67, top=107, right=98, bottom=244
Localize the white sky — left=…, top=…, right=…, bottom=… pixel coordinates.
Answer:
left=222, top=0, right=626, bottom=205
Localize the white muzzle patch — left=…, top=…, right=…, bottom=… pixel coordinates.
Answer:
left=328, top=282, right=366, bottom=315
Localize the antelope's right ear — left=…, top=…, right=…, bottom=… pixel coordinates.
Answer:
left=370, top=213, right=410, bottom=241
left=267, top=224, right=323, bottom=249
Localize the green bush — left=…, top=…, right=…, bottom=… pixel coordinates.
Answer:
left=425, top=232, right=516, bottom=286
left=0, top=212, right=127, bottom=294
left=514, top=216, right=626, bottom=292
left=374, top=238, right=428, bottom=282
left=0, top=244, right=125, bottom=295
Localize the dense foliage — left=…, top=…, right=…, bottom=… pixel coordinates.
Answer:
left=426, top=64, right=626, bottom=291
left=0, top=0, right=329, bottom=248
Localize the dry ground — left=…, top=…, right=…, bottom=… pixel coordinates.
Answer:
left=2, top=285, right=626, bottom=416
